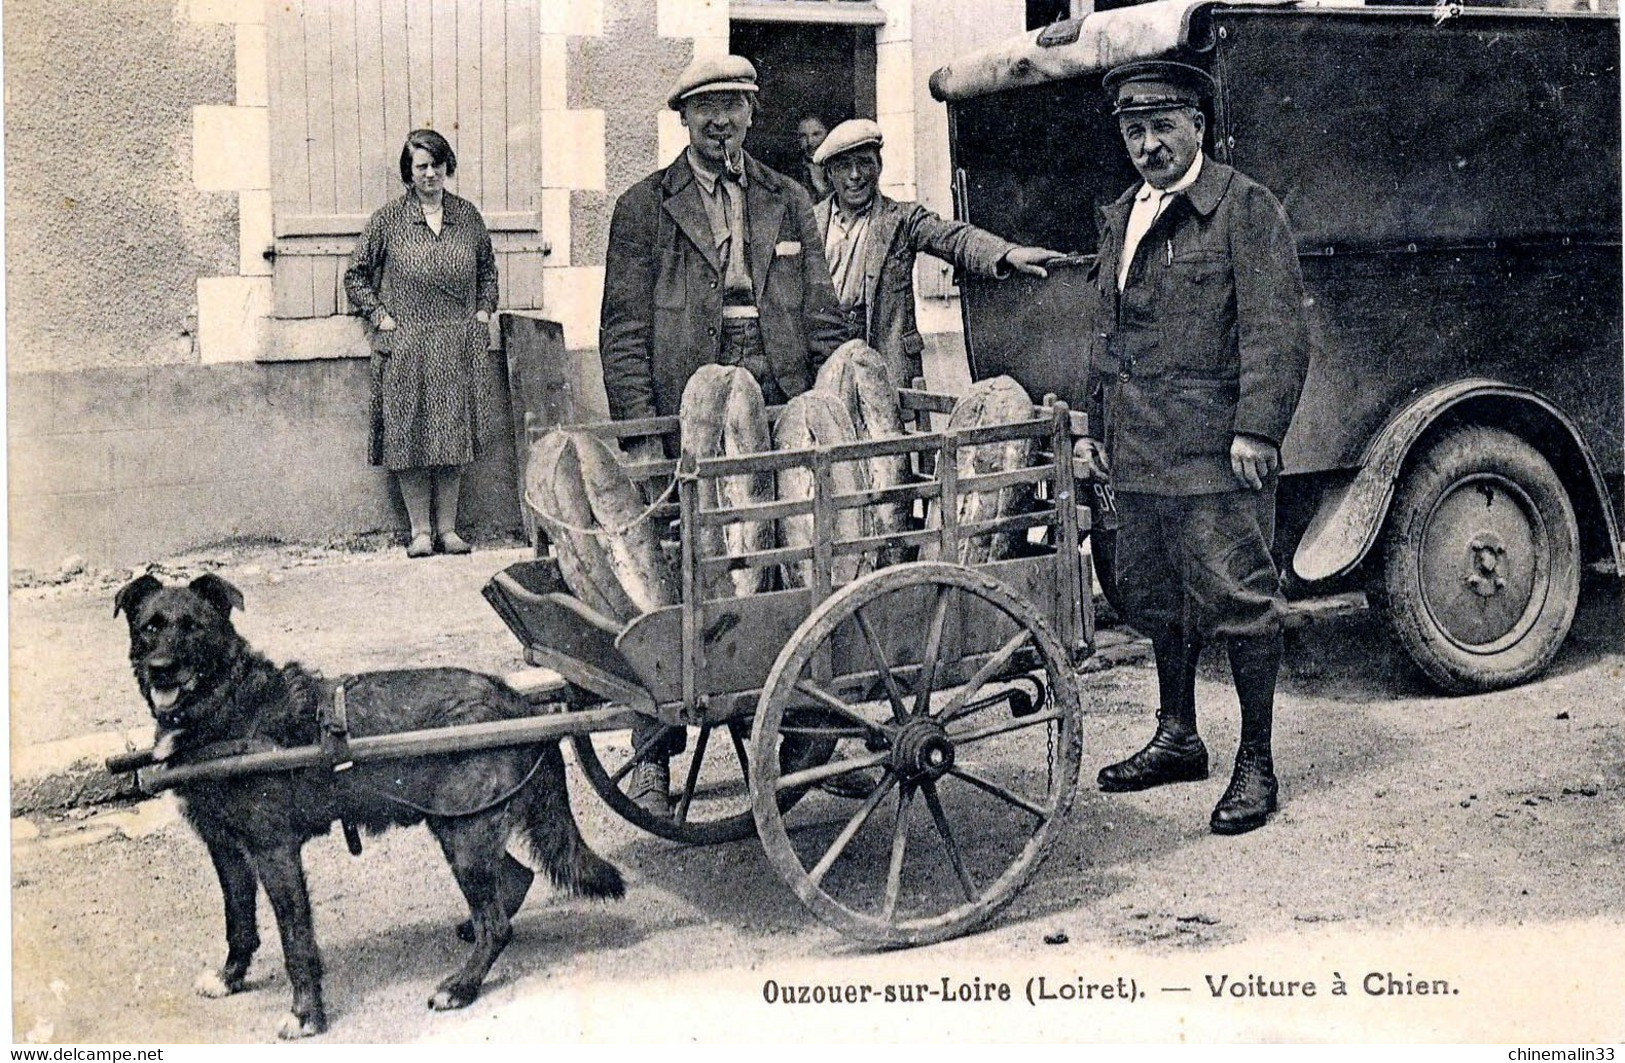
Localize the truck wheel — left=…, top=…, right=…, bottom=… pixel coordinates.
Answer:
left=1378, top=425, right=1579, bottom=693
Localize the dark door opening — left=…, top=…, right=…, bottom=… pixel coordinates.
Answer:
left=731, top=20, right=877, bottom=192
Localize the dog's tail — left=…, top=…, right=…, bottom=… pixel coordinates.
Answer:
left=512, top=744, right=626, bottom=901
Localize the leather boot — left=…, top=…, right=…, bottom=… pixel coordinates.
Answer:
left=1099, top=627, right=1208, bottom=792
left=1211, top=634, right=1282, bottom=834
left=1210, top=747, right=1278, bottom=834
left=628, top=758, right=672, bottom=819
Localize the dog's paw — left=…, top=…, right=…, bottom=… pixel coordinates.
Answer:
left=275, top=1011, right=326, bottom=1039
left=429, top=985, right=479, bottom=1011
left=193, top=969, right=241, bottom=998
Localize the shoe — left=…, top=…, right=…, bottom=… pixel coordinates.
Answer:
left=437, top=530, right=472, bottom=555
left=1210, top=748, right=1279, bottom=835
left=406, top=533, right=434, bottom=559
left=819, top=768, right=882, bottom=800
left=628, top=759, right=672, bottom=819
left=1097, top=728, right=1208, bottom=792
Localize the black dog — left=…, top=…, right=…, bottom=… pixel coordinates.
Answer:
left=115, top=573, right=624, bottom=1039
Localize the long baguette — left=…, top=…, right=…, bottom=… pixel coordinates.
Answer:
left=815, top=340, right=914, bottom=567
left=679, top=365, right=776, bottom=597
left=774, top=391, right=872, bottom=588
left=526, top=431, right=640, bottom=622
left=572, top=429, right=680, bottom=614
left=922, top=375, right=1036, bottom=564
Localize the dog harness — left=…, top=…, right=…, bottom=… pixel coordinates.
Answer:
left=317, top=679, right=365, bottom=856
left=316, top=677, right=554, bottom=855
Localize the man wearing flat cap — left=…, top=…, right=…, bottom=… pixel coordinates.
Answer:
left=1074, top=59, right=1310, bottom=834
left=599, top=54, right=845, bottom=817
left=811, top=118, right=1065, bottom=387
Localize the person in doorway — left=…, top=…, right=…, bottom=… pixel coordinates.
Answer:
left=794, top=113, right=833, bottom=200
left=599, top=55, right=845, bottom=817
left=1074, top=61, right=1310, bottom=834
left=345, top=129, right=498, bottom=558
left=811, top=118, right=1065, bottom=386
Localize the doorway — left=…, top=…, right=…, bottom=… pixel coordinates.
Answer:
left=731, top=20, right=877, bottom=190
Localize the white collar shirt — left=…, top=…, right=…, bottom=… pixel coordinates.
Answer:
left=1118, top=151, right=1204, bottom=292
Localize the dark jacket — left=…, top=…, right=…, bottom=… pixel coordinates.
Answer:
left=599, top=152, right=845, bottom=420
left=814, top=194, right=1014, bottom=387
left=1086, top=158, right=1310, bottom=495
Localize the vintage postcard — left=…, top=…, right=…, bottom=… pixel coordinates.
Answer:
left=7, top=0, right=1622, bottom=1046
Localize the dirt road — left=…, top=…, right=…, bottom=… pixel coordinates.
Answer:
left=9, top=546, right=1624, bottom=1043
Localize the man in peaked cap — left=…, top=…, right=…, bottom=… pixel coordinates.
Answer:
left=1074, top=59, right=1310, bottom=834
left=599, top=54, right=844, bottom=818
left=811, top=118, right=1065, bottom=387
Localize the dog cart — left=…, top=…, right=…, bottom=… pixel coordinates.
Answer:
left=484, top=387, right=1095, bottom=945
left=109, top=388, right=1095, bottom=947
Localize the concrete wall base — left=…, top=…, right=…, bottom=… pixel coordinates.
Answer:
left=8, top=356, right=523, bottom=574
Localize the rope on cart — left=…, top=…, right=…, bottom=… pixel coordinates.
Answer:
left=524, top=474, right=679, bottom=538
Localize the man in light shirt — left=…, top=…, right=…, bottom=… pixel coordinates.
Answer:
left=1074, top=60, right=1310, bottom=835
left=810, top=118, right=1064, bottom=387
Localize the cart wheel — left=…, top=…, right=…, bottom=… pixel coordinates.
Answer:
left=574, top=714, right=839, bottom=846
left=750, top=562, right=1083, bottom=945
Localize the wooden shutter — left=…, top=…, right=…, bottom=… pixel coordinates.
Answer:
left=267, top=0, right=544, bottom=318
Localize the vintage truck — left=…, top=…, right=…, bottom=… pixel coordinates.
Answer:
left=930, top=0, right=1622, bottom=692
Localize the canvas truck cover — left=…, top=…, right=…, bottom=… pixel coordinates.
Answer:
left=929, top=0, right=1299, bottom=103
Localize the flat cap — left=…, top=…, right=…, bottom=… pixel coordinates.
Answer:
left=812, top=118, right=884, bottom=166
left=1103, top=60, right=1214, bottom=115
left=668, top=55, right=759, bottom=110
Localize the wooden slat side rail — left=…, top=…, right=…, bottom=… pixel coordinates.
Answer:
left=697, top=542, right=814, bottom=575
left=899, top=389, right=959, bottom=414
left=828, top=526, right=968, bottom=558
left=694, top=497, right=816, bottom=527
left=955, top=463, right=1058, bottom=496
left=953, top=417, right=1054, bottom=448
left=956, top=509, right=1059, bottom=543
left=828, top=480, right=941, bottom=510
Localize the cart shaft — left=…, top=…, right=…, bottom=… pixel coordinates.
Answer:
left=123, top=704, right=641, bottom=793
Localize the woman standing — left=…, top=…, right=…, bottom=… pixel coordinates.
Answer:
left=345, top=129, right=499, bottom=557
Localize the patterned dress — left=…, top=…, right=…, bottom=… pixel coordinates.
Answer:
left=344, top=191, right=499, bottom=470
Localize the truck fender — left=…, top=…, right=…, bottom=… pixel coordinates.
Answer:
left=1291, top=378, right=1621, bottom=584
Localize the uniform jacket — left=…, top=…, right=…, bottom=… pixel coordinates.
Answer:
left=814, top=194, right=1015, bottom=387
left=1085, top=158, right=1310, bottom=495
left=599, top=152, right=845, bottom=420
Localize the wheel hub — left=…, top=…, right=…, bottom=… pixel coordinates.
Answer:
left=891, top=718, right=954, bottom=784
left=1465, top=532, right=1509, bottom=597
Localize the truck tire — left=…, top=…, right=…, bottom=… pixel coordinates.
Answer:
left=1378, top=425, right=1580, bottom=693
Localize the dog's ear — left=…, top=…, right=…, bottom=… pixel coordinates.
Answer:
left=188, top=574, right=245, bottom=619
left=114, top=574, right=165, bottom=619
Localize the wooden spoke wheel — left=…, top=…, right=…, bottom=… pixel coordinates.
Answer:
left=574, top=712, right=842, bottom=846
left=749, top=562, right=1084, bottom=946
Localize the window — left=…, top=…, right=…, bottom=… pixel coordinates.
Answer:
left=267, top=0, right=544, bottom=318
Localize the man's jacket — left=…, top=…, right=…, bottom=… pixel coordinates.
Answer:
left=814, top=194, right=1014, bottom=387
left=600, top=152, right=845, bottom=420
left=1086, top=158, right=1311, bottom=495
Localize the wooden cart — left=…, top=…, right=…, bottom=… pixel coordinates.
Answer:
left=111, top=388, right=1095, bottom=947
left=484, top=387, right=1095, bottom=945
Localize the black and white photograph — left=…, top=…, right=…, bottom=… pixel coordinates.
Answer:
left=6, top=0, right=1623, bottom=1046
